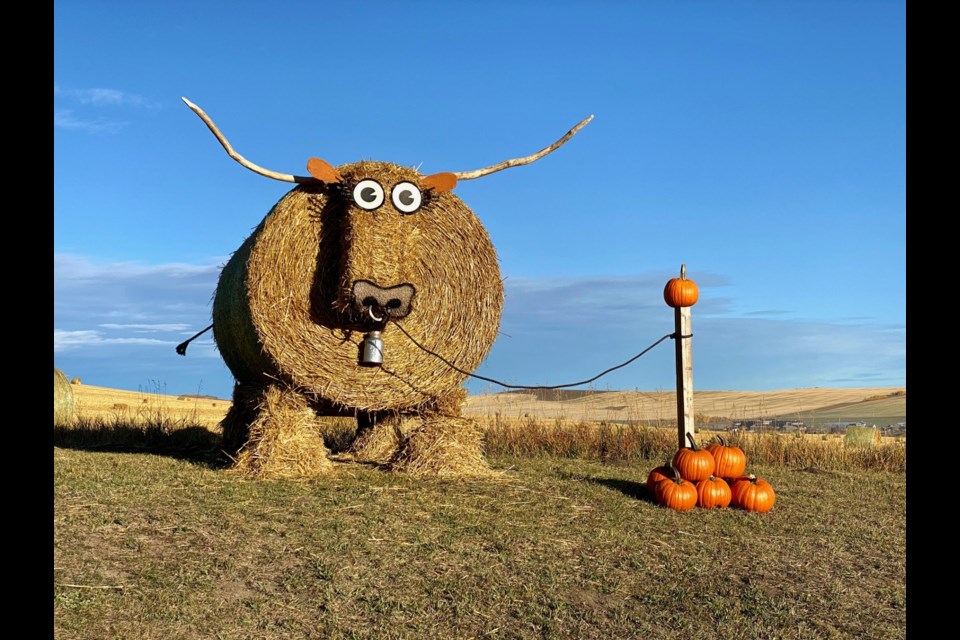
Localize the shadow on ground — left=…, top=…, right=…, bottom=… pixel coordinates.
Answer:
left=585, top=476, right=657, bottom=504
left=53, top=424, right=229, bottom=468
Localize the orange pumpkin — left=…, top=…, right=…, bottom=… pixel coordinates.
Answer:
left=730, top=474, right=776, bottom=513
left=672, top=432, right=716, bottom=482
left=706, top=435, right=747, bottom=480
left=663, top=264, right=699, bottom=308
left=655, top=466, right=698, bottom=512
left=695, top=475, right=731, bottom=509
left=645, top=464, right=674, bottom=497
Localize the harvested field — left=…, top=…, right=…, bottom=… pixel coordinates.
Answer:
left=69, top=384, right=906, bottom=431
left=465, top=387, right=906, bottom=425
left=70, top=384, right=231, bottom=428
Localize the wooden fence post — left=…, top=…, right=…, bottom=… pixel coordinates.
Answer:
left=663, top=263, right=699, bottom=450
left=675, top=306, right=694, bottom=450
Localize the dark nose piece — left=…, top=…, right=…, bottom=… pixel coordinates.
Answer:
left=351, top=280, right=416, bottom=320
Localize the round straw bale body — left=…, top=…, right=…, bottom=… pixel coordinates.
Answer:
left=213, top=161, right=503, bottom=414
left=54, top=367, right=75, bottom=425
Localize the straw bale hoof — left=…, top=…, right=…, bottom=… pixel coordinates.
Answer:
left=227, top=384, right=334, bottom=479
left=385, top=416, right=494, bottom=477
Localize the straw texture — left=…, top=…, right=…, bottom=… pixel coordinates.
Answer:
left=213, top=161, right=503, bottom=475
left=54, top=367, right=75, bottom=425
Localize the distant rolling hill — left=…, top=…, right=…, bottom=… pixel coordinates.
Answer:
left=463, top=387, right=906, bottom=427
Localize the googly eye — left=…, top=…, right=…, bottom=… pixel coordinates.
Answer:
left=391, top=181, right=423, bottom=215
left=352, top=179, right=385, bottom=211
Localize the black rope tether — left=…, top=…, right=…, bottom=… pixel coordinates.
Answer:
left=176, top=323, right=214, bottom=355
left=392, top=320, right=688, bottom=391
left=175, top=319, right=692, bottom=391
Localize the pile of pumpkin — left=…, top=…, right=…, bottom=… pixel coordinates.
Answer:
left=647, top=433, right=776, bottom=512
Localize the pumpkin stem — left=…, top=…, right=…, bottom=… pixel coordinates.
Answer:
left=685, top=432, right=699, bottom=450
left=669, top=464, right=684, bottom=485
left=717, top=435, right=727, bottom=447
left=681, top=263, right=687, bottom=280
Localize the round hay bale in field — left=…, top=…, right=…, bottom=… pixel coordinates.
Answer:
left=54, top=367, right=75, bottom=425
left=70, top=377, right=81, bottom=385
left=212, top=161, right=503, bottom=414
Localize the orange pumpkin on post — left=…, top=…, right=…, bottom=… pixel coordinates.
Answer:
left=663, top=264, right=699, bottom=308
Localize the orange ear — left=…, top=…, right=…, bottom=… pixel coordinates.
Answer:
left=306, top=158, right=343, bottom=183
left=421, top=172, right=458, bottom=192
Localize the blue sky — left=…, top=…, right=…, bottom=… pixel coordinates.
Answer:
left=54, top=1, right=905, bottom=400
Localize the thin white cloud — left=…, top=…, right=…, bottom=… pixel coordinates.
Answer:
left=54, top=329, right=174, bottom=351
left=54, top=254, right=222, bottom=344
left=54, top=82, right=155, bottom=108
left=53, top=83, right=158, bottom=132
left=54, top=109, right=124, bottom=133
left=743, top=309, right=792, bottom=317
left=76, top=88, right=147, bottom=107
left=99, top=323, right=192, bottom=332
left=55, top=253, right=223, bottom=282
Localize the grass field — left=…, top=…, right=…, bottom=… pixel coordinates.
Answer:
left=54, top=385, right=907, bottom=639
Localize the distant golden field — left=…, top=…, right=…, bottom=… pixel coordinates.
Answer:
left=464, top=386, right=905, bottom=426
left=69, top=383, right=231, bottom=428
left=69, top=383, right=905, bottom=434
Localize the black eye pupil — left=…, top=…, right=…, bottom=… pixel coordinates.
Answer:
left=398, top=190, right=414, bottom=206
left=361, top=187, right=377, bottom=202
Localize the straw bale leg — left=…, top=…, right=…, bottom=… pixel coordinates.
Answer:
left=385, top=414, right=492, bottom=476
left=220, top=382, right=333, bottom=478
left=347, top=412, right=420, bottom=464
left=347, top=387, right=470, bottom=465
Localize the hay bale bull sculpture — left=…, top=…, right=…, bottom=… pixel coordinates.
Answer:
left=183, top=98, right=591, bottom=477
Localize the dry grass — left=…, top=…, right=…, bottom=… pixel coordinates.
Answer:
left=480, top=415, right=906, bottom=473
left=65, top=384, right=906, bottom=474
left=69, top=384, right=906, bottom=432
left=53, top=441, right=907, bottom=639
left=53, top=390, right=907, bottom=638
